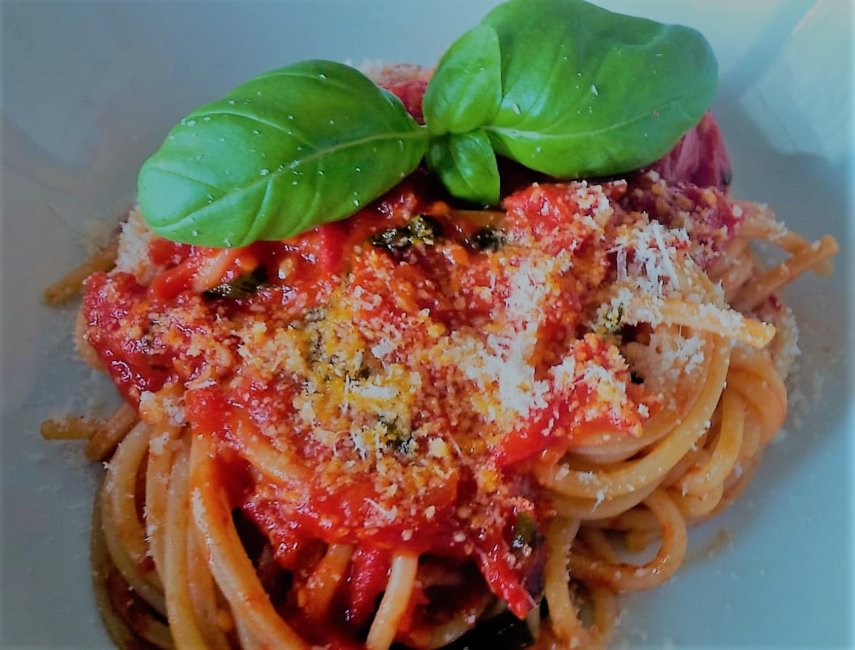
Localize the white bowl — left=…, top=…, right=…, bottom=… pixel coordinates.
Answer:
left=2, top=1, right=852, bottom=647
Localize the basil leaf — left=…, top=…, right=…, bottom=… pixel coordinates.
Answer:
left=138, top=60, right=427, bottom=248
left=423, top=24, right=502, bottom=136
left=480, top=0, right=717, bottom=177
left=426, top=130, right=500, bottom=205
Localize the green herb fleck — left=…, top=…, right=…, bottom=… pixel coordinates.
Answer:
left=596, top=302, right=624, bottom=337
left=203, top=265, right=268, bottom=299
left=370, top=215, right=443, bottom=253
left=464, top=225, right=506, bottom=252
left=378, top=416, right=414, bottom=455
left=512, top=512, right=539, bottom=549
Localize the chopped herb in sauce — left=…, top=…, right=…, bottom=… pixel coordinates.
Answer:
left=595, top=303, right=624, bottom=337
left=379, top=416, right=414, bottom=456
left=512, top=511, right=539, bottom=549
left=203, top=265, right=268, bottom=299
left=464, top=225, right=505, bottom=252
left=371, top=214, right=443, bottom=253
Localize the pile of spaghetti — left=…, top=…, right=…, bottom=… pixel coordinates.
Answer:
left=45, top=95, right=838, bottom=648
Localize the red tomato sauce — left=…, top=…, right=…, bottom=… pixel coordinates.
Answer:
left=82, top=101, right=736, bottom=640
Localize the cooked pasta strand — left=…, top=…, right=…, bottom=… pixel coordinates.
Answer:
left=366, top=554, right=419, bottom=650
left=43, top=238, right=118, bottom=305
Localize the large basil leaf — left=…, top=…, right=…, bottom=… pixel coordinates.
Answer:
left=426, top=130, right=500, bottom=205
left=422, top=24, right=502, bottom=136
left=481, top=0, right=717, bottom=177
left=138, top=60, right=427, bottom=247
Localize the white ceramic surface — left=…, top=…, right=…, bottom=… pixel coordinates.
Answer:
left=2, top=1, right=852, bottom=648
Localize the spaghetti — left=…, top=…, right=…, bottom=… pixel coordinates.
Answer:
left=45, top=87, right=837, bottom=649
